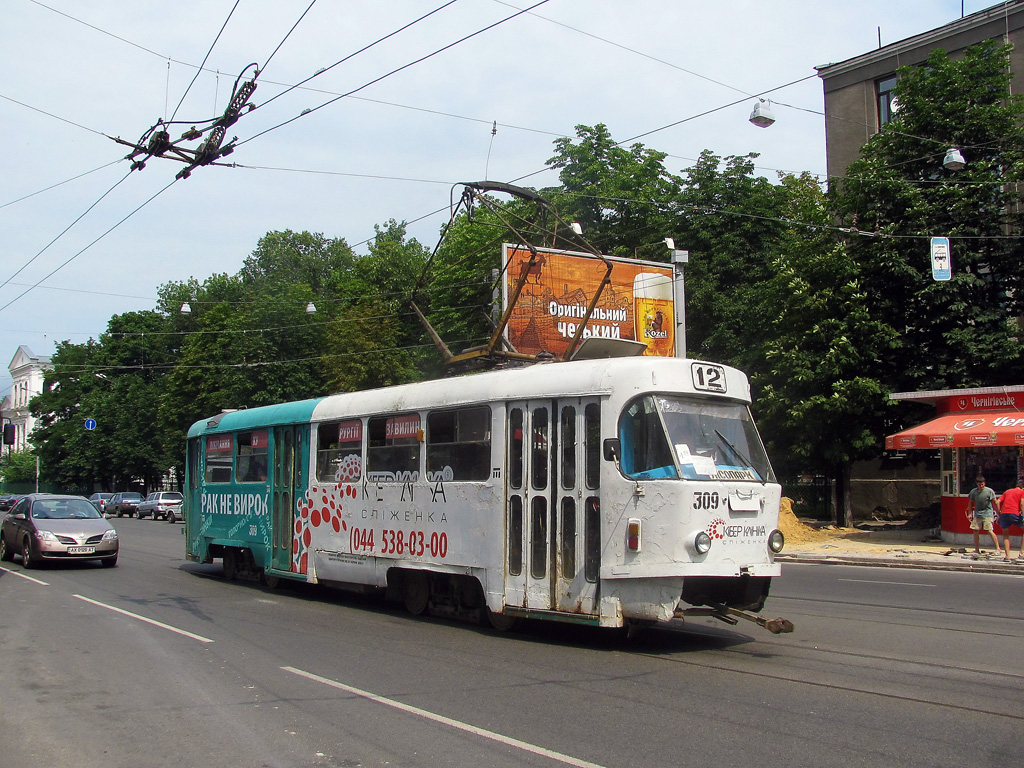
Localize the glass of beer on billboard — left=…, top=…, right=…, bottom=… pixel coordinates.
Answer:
left=633, top=272, right=675, bottom=356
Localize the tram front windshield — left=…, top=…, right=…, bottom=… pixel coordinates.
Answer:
left=619, top=394, right=775, bottom=483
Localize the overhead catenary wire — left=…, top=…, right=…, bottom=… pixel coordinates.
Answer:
left=168, top=0, right=240, bottom=123
left=237, top=0, right=552, bottom=149
left=0, top=169, right=134, bottom=291
left=0, top=157, right=125, bottom=210
left=0, top=178, right=180, bottom=314
left=252, top=0, right=463, bottom=116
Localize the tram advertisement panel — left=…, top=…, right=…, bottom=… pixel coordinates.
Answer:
left=501, top=244, right=675, bottom=357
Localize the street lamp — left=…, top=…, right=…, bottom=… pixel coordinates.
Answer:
left=943, top=147, right=966, bottom=171
left=749, top=99, right=776, bottom=128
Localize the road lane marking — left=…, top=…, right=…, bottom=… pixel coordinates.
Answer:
left=73, top=594, right=214, bottom=643
left=0, top=565, right=49, bottom=585
left=838, top=578, right=935, bottom=587
left=283, top=666, right=608, bottom=768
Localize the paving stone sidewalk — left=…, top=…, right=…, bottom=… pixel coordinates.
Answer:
left=778, top=526, right=1024, bottom=574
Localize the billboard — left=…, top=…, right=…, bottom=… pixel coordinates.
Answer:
left=501, top=244, right=676, bottom=358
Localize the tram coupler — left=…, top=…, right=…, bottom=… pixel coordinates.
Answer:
left=676, top=604, right=794, bottom=635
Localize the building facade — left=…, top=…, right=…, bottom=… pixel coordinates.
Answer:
left=816, top=1, right=1024, bottom=178
left=4, top=346, right=52, bottom=451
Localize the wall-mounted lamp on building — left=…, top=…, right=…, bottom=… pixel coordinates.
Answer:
left=749, top=99, right=776, bottom=128
left=943, top=147, right=966, bottom=171
left=180, top=302, right=192, bottom=314
left=306, top=302, right=317, bottom=314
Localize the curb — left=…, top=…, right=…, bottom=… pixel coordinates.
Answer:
left=777, top=554, right=1024, bottom=575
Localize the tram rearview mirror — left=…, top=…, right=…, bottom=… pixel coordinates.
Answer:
left=603, top=438, right=620, bottom=462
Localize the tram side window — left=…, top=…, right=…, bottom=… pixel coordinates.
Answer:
left=187, top=438, right=200, bottom=490
left=317, top=420, right=363, bottom=482
left=509, top=408, right=524, bottom=490
left=532, top=407, right=549, bottom=489
left=585, top=403, right=601, bottom=490
left=560, top=406, right=576, bottom=490
left=509, top=496, right=523, bottom=575
left=205, top=435, right=234, bottom=484
left=427, top=407, right=491, bottom=482
left=584, top=497, right=600, bottom=583
left=619, top=396, right=677, bottom=479
left=236, top=430, right=269, bottom=483
left=367, top=413, right=421, bottom=481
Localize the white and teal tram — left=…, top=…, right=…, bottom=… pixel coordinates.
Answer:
left=184, top=355, right=789, bottom=632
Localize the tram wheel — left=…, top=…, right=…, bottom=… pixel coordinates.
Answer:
left=484, top=607, right=519, bottom=632
left=402, top=571, right=430, bottom=616
left=223, top=549, right=238, bottom=580
left=261, top=570, right=280, bottom=589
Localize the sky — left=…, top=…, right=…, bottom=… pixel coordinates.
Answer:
left=0, top=0, right=999, bottom=398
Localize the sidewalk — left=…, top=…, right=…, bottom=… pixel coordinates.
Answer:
left=778, top=504, right=1024, bottom=575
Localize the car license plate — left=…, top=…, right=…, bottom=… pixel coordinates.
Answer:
left=67, top=546, right=96, bottom=554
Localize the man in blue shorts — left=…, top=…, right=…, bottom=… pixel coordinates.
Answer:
left=968, top=476, right=1001, bottom=558
left=997, top=477, right=1024, bottom=562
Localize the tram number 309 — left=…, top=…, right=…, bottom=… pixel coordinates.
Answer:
left=693, top=491, right=722, bottom=510
left=350, top=526, right=449, bottom=558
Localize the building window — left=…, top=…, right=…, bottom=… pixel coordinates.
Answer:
left=959, top=446, right=1022, bottom=497
left=877, top=74, right=898, bottom=128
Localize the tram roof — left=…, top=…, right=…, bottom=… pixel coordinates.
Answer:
left=310, top=357, right=750, bottom=422
left=186, top=357, right=751, bottom=438
left=187, top=397, right=323, bottom=438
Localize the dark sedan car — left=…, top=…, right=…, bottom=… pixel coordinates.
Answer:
left=108, top=491, right=144, bottom=517
left=0, top=494, right=119, bottom=568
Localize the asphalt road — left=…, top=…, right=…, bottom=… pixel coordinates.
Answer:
left=1, top=517, right=1022, bottom=768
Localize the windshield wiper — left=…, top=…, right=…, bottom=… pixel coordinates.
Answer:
left=715, top=429, right=764, bottom=484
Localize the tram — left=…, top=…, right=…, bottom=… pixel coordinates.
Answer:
left=184, top=354, right=790, bottom=632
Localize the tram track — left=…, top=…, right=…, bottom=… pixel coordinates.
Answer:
left=625, top=621, right=1024, bottom=722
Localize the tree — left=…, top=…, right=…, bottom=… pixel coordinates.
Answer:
left=546, top=123, right=680, bottom=256
left=1, top=448, right=37, bottom=485
left=753, top=174, right=900, bottom=523
left=669, top=150, right=791, bottom=368
left=835, top=40, right=1024, bottom=393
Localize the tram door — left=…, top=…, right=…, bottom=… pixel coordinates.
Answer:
left=506, top=399, right=600, bottom=613
left=270, top=426, right=298, bottom=572
left=553, top=399, right=601, bottom=613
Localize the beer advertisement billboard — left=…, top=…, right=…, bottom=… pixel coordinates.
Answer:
left=501, top=244, right=676, bottom=357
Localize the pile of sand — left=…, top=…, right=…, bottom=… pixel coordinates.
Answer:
left=779, top=497, right=832, bottom=543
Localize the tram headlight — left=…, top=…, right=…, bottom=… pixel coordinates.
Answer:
left=768, top=529, right=785, bottom=553
left=694, top=531, right=712, bottom=555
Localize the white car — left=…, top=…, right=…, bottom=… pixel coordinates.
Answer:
left=137, top=491, right=184, bottom=522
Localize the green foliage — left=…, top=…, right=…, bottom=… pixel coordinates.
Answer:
left=836, top=40, right=1024, bottom=391
left=546, top=123, right=680, bottom=256
left=752, top=174, right=898, bottom=476
left=1, top=448, right=37, bottom=484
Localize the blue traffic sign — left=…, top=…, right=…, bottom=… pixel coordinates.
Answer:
left=84, top=418, right=97, bottom=431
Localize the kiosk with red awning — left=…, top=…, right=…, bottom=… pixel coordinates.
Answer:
left=886, top=411, right=1024, bottom=449
left=886, top=387, right=1024, bottom=543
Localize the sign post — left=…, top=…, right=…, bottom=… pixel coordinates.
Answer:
left=930, top=237, right=951, bottom=281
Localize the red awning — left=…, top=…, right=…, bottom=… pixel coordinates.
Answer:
left=886, top=411, right=1024, bottom=449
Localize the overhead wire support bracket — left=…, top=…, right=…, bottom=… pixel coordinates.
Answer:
left=411, top=180, right=615, bottom=371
